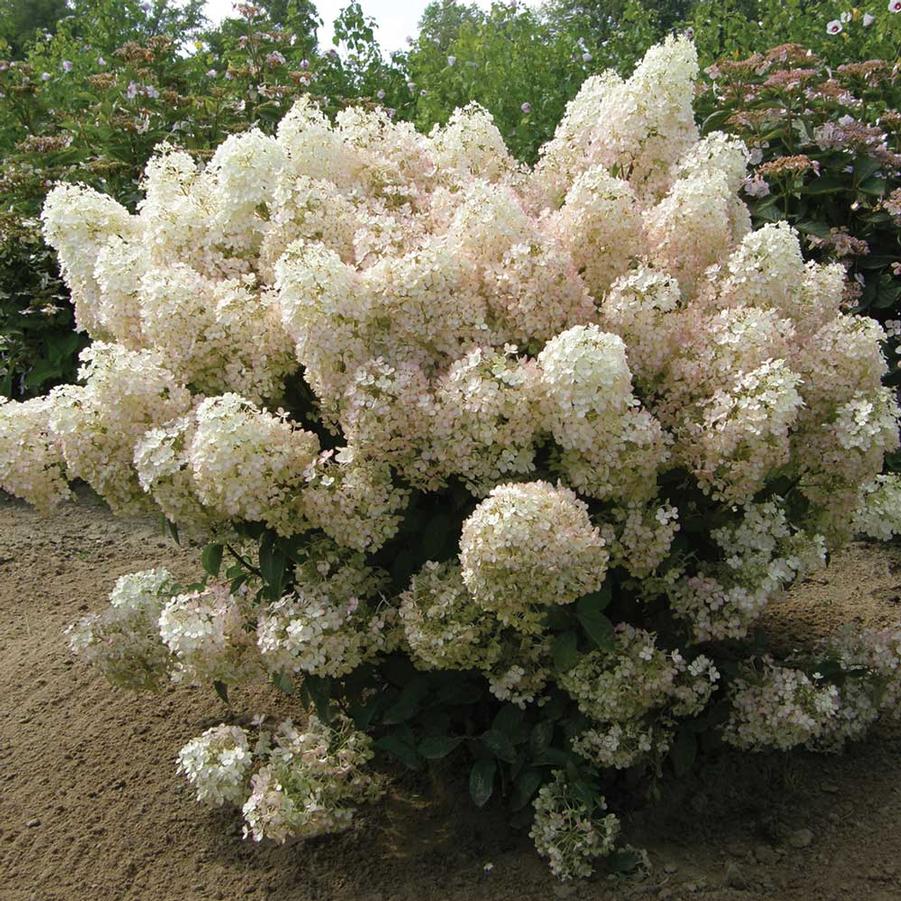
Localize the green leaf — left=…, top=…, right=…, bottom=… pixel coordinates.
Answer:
left=201, top=543, right=224, bottom=577
left=670, top=726, right=697, bottom=777
left=259, top=534, right=289, bottom=601
left=375, top=731, right=420, bottom=770
left=802, top=176, right=848, bottom=195
left=469, top=758, right=496, bottom=808
left=608, top=847, right=645, bottom=874
left=858, top=176, right=886, bottom=197
left=347, top=695, right=380, bottom=731
left=422, top=511, right=453, bottom=559
left=481, top=728, right=517, bottom=763
left=302, top=675, right=332, bottom=720
left=271, top=671, right=293, bottom=694
left=382, top=675, right=430, bottom=724
left=213, top=680, right=229, bottom=705
left=552, top=630, right=580, bottom=673
left=529, top=720, right=554, bottom=757
left=532, top=747, right=576, bottom=768
left=510, top=768, right=543, bottom=811
left=418, top=735, right=464, bottom=760
left=853, top=156, right=882, bottom=186
left=575, top=591, right=615, bottom=651
left=492, top=703, right=526, bottom=740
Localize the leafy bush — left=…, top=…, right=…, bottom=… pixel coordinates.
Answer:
left=2, top=37, right=900, bottom=879
left=700, top=45, right=900, bottom=388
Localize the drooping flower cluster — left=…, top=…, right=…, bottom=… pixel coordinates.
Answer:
left=177, top=724, right=253, bottom=806
left=724, top=627, right=901, bottom=753
left=11, top=35, right=899, bottom=878
left=563, top=626, right=719, bottom=769
left=723, top=661, right=841, bottom=751
left=257, top=540, right=394, bottom=678
left=159, top=582, right=263, bottom=686
left=66, top=568, right=176, bottom=690
left=529, top=771, right=621, bottom=881
left=177, top=714, right=382, bottom=841
left=242, top=714, right=383, bottom=842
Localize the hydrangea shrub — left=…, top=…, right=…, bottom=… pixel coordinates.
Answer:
left=3, top=37, right=901, bottom=880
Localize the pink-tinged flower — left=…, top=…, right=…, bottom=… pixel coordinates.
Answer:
left=891, top=0, right=901, bottom=12
left=61, top=60, right=73, bottom=72
left=300, top=59, right=309, bottom=70
left=826, top=19, right=843, bottom=34
left=126, top=81, right=139, bottom=99
left=743, top=175, right=770, bottom=198
left=447, top=55, right=456, bottom=66
left=684, top=27, right=695, bottom=40
left=521, top=101, right=532, bottom=114
left=266, top=51, right=286, bottom=67
left=376, top=89, right=385, bottom=100
left=98, top=56, right=106, bottom=66
left=863, top=12, right=875, bottom=25
left=206, top=68, right=217, bottom=78
left=145, top=84, right=159, bottom=99
left=41, top=72, right=51, bottom=81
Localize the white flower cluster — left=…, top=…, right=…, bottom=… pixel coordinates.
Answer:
left=571, top=720, right=672, bottom=771
left=66, top=568, right=176, bottom=690
left=257, top=540, right=394, bottom=678
left=0, top=396, right=71, bottom=511
left=177, top=714, right=382, bottom=843
left=460, top=481, right=609, bottom=634
left=853, top=474, right=901, bottom=541
left=398, top=560, right=501, bottom=671
left=159, top=582, right=262, bottom=686
left=242, top=714, right=383, bottom=843
left=177, top=724, right=253, bottom=806
left=723, top=661, right=841, bottom=751
left=670, top=502, right=828, bottom=641
left=561, top=625, right=719, bottom=725
left=529, top=771, right=621, bottom=881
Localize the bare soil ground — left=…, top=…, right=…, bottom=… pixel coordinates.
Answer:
left=1, top=492, right=900, bottom=901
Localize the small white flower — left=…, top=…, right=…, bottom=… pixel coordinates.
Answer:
left=840, top=11, right=852, bottom=22
left=206, top=68, right=217, bottom=78
left=890, top=0, right=901, bottom=13
left=376, top=89, right=385, bottom=100
left=521, top=101, right=532, bottom=114
left=826, top=19, right=843, bottom=33
left=582, top=51, right=592, bottom=62
left=447, top=55, right=456, bottom=66
left=41, top=72, right=51, bottom=81
left=61, top=60, right=73, bottom=72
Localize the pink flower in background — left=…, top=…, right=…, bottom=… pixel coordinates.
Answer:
left=521, top=102, right=532, bottom=114
left=61, top=60, right=73, bottom=72
left=826, top=20, right=842, bottom=34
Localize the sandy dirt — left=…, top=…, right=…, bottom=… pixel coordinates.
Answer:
left=1, top=492, right=900, bottom=901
